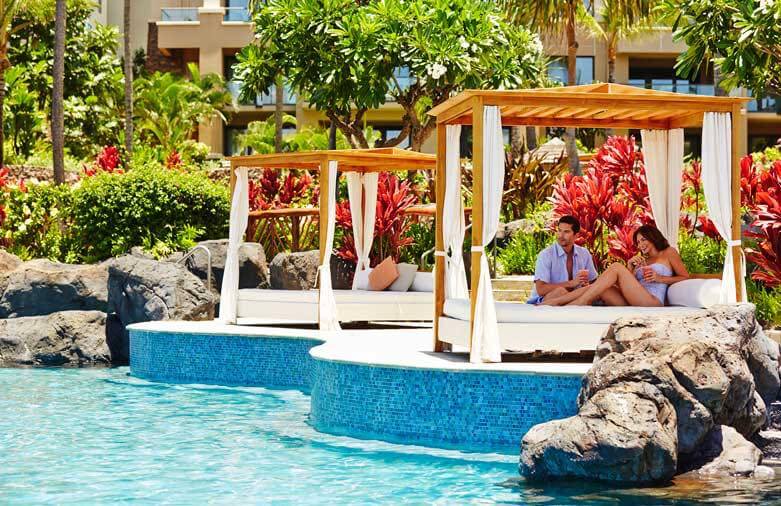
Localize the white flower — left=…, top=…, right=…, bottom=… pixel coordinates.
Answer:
left=254, top=33, right=261, bottom=39
left=471, top=43, right=478, bottom=52
left=459, top=37, right=470, bottom=50
left=531, top=35, right=543, bottom=56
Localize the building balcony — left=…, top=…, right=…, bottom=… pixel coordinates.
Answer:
left=747, top=95, right=779, bottom=114
left=161, top=7, right=199, bottom=22
left=627, top=79, right=715, bottom=96
left=227, top=80, right=297, bottom=107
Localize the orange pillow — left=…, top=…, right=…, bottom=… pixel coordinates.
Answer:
left=368, top=257, right=399, bottom=291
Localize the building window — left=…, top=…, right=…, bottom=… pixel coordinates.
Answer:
left=225, top=0, right=250, bottom=22
left=548, top=57, right=594, bottom=85
left=224, top=123, right=297, bottom=156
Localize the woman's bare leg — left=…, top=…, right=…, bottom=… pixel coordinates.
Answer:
left=600, top=286, right=628, bottom=306
left=568, top=263, right=661, bottom=307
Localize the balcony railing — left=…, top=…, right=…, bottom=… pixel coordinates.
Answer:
left=227, top=80, right=297, bottom=107
left=224, top=7, right=250, bottom=22
left=627, top=79, right=715, bottom=95
left=160, top=7, right=198, bottom=22
left=747, top=96, right=779, bottom=114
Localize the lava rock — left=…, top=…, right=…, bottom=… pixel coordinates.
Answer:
left=0, top=259, right=108, bottom=318
left=0, top=311, right=110, bottom=366
left=0, top=249, right=21, bottom=272
left=107, top=255, right=214, bottom=363
left=520, top=305, right=778, bottom=484
left=183, top=239, right=269, bottom=293
left=682, top=425, right=767, bottom=478
left=270, top=250, right=320, bottom=290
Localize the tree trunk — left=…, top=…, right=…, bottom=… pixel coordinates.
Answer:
left=52, top=0, right=67, bottom=185
left=565, top=0, right=581, bottom=175
left=605, top=41, right=616, bottom=138
left=274, top=75, right=284, bottom=152
left=713, top=63, right=727, bottom=97
left=509, top=126, right=526, bottom=159
left=123, top=0, right=133, bottom=156
left=0, top=67, right=5, bottom=168
left=525, top=126, right=537, bottom=150
left=328, top=122, right=336, bottom=149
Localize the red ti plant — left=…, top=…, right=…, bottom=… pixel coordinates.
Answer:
left=83, top=146, right=124, bottom=177
left=336, top=173, right=416, bottom=265
left=165, top=150, right=183, bottom=169
left=747, top=191, right=781, bottom=288
left=245, top=168, right=316, bottom=243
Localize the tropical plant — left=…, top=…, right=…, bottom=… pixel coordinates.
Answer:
left=678, top=230, right=725, bottom=274
left=52, top=0, right=66, bottom=184
left=662, top=0, right=781, bottom=97
left=2, top=66, right=44, bottom=158
left=9, top=0, right=124, bottom=158
left=69, top=164, right=229, bottom=262
left=134, top=63, right=233, bottom=155
left=335, top=173, right=416, bottom=265
left=748, top=279, right=781, bottom=328
left=236, top=0, right=546, bottom=151
left=499, top=230, right=553, bottom=275
left=500, top=146, right=570, bottom=221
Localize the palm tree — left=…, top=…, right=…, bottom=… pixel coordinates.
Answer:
left=274, top=75, right=284, bottom=152
left=123, top=0, right=133, bottom=155
left=503, top=0, right=599, bottom=175
left=51, top=0, right=66, bottom=184
left=0, top=0, right=51, bottom=168
left=597, top=0, right=656, bottom=84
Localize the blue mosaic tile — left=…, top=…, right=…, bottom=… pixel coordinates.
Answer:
left=129, top=330, right=324, bottom=391
left=310, top=360, right=582, bottom=454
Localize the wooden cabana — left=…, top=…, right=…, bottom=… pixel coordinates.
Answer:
left=222, top=148, right=436, bottom=329
left=427, top=83, right=751, bottom=362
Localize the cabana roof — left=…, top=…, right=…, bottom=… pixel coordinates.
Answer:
left=229, top=148, right=436, bottom=172
left=428, top=83, right=751, bottom=130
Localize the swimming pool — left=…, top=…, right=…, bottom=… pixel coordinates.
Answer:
left=2, top=367, right=780, bottom=505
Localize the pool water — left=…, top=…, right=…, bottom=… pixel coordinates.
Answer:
left=2, top=367, right=781, bottom=505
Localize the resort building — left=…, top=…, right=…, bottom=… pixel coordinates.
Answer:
left=102, top=0, right=779, bottom=157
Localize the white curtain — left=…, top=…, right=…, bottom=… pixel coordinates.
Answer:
left=470, top=107, right=503, bottom=363
left=701, top=112, right=746, bottom=304
left=218, top=167, right=249, bottom=324
left=318, top=160, right=341, bottom=330
left=346, top=172, right=379, bottom=289
left=443, top=125, right=469, bottom=300
left=641, top=129, right=684, bottom=249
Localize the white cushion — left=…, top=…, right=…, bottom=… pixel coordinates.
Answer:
left=410, top=271, right=433, bottom=292
left=389, top=263, right=418, bottom=292
left=443, top=298, right=698, bottom=324
left=353, top=268, right=373, bottom=290
left=667, top=278, right=721, bottom=308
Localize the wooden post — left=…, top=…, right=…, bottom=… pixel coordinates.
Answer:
left=731, top=104, right=745, bottom=302
left=433, top=123, right=447, bottom=352
left=469, top=98, right=484, bottom=352
left=317, top=159, right=330, bottom=327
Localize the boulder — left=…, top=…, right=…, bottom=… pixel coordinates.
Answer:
left=107, top=255, right=214, bottom=363
left=682, top=425, right=769, bottom=478
left=752, top=429, right=781, bottom=461
left=270, top=250, right=319, bottom=290
left=0, top=259, right=108, bottom=318
left=183, top=239, right=269, bottom=293
left=0, top=310, right=110, bottom=366
left=519, top=381, right=678, bottom=484
left=0, top=249, right=21, bottom=272
left=520, top=305, right=778, bottom=484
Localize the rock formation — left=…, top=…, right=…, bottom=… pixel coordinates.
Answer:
left=0, top=311, right=110, bottom=366
left=519, top=305, right=780, bottom=484
left=0, top=259, right=108, bottom=318
left=270, top=250, right=320, bottom=290
left=106, top=255, right=214, bottom=363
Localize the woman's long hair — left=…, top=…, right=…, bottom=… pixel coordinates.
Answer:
left=633, top=224, right=670, bottom=252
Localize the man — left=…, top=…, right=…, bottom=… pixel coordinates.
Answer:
left=526, top=215, right=598, bottom=305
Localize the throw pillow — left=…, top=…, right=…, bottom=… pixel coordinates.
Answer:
left=368, top=257, right=399, bottom=291
left=388, top=263, right=418, bottom=291
left=353, top=268, right=373, bottom=290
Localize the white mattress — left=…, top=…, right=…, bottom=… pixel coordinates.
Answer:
left=237, top=289, right=432, bottom=322
left=442, top=298, right=699, bottom=324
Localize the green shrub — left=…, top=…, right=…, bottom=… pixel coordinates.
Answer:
left=678, top=232, right=726, bottom=274
left=748, top=280, right=781, bottom=329
left=399, top=221, right=436, bottom=270
left=70, top=165, right=229, bottom=262
left=498, top=231, right=553, bottom=275
left=1, top=182, right=73, bottom=261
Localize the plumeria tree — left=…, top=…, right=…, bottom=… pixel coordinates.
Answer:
left=235, top=0, right=546, bottom=151
left=663, top=0, right=781, bottom=96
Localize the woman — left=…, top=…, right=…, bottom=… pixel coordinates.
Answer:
left=542, top=225, right=690, bottom=307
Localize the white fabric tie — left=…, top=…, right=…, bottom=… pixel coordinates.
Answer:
left=434, top=251, right=446, bottom=257
left=727, top=240, right=742, bottom=246
left=471, top=246, right=484, bottom=253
